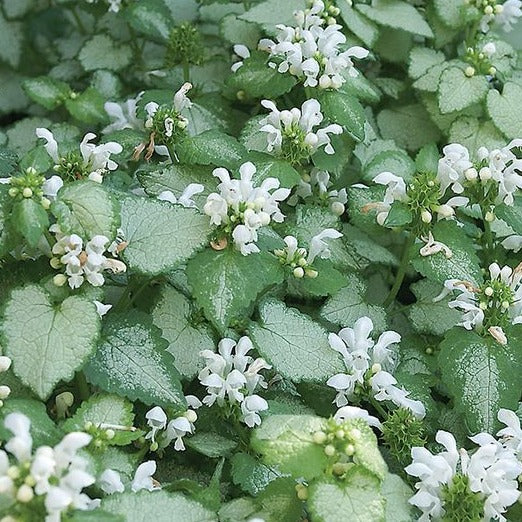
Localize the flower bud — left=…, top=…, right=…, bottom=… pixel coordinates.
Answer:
left=50, top=257, right=62, bottom=269
left=485, top=211, right=495, bottom=222
left=7, top=466, right=20, bottom=480
left=305, top=269, right=318, bottom=278
left=344, top=443, right=355, bottom=456
left=437, top=205, right=454, bottom=218
left=421, top=210, right=432, bottom=223
left=494, top=4, right=503, bottom=13
left=185, top=410, right=198, bottom=423
left=324, top=444, right=336, bottom=457
left=479, top=167, right=491, bottom=181
left=465, top=66, right=475, bottom=77
left=106, top=429, right=115, bottom=440
left=502, top=300, right=510, bottom=309
left=489, top=66, right=496, bottom=75
left=313, top=431, right=327, bottom=445
left=304, top=133, right=319, bottom=148
left=150, top=441, right=159, bottom=452
left=464, top=167, right=478, bottom=181
left=41, top=197, right=51, bottom=210
left=484, top=4, right=493, bottom=14
left=371, top=363, right=382, bottom=374
left=0, top=357, right=11, bottom=373
left=8, top=187, right=18, bottom=197
left=0, top=386, right=10, bottom=400
left=331, top=201, right=345, bottom=216
left=319, top=75, right=332, bottom=89
left=22, top=187, right=33, bottom=198
left=480, top=301, right=488, bottom=310
left=16, top=484, right=34, bottom=503
left=349, top=428, right=361, bottom=440
left=484, top=286, right=494, bottom=297
left=295, top=484, right=308, bottom=500
left=53, top=274, right=67, bottom=287
left=293, top=267, right=305, bottom=278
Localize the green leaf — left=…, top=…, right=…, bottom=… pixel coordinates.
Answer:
left=186, top=432, right=238, bottom=457
left=0, top=12, right=22, bottom=68
left=438, top=67, right=488, bottom=114
left=79, top=35, right=132, bottom=72
left=416, top=143, right=441, bottom=174
left=120, top=196, right=210, bottom=276
left=338, top=3, right=379, bottom=47
left=51, top=180, right=119, bottom=240
left=408, top=279, right=460, bottom=336
left=381, top=473, right=415, bottom=522
left=226, top=52, right=297, bottom=99
left=22, top=77, right=71, bottom=110
left=2, top=285, right=100, bottom=400
left=249, top=152, right=301, bottom=189
left=152, top=285, right=214, bottom=380
left=85, top=311, right=186, bottom=410
left=12, top=198, right=49, bottom=247
left=411, top=221, right=483, bottom=286
left=287, top=260, right=347, bottom=298
left=357, top=0, right=433, bottom=37
left=69, top=511, right=123, bottom=522
left=487, top=83, right=522, bottom=139
left=231, top=452, right=280, bottom=496
left=220, top=14, right=262, bottom=48
left=318, top=91, right=365, bottom=141
left=439, top=327, right=522, bottom=433
left=434, top=0, right=468, bottom=28
left=239, top=0, right=306, bottom=30
left=449, top=117, right=506, bottom=158
left=408, top=47, right=445, bottom=80
left=102, top=490, right=216, bottom=521
left=177, top=130, right=246, bottom=170
left=320, top=273, right=387, bottom=333
left=186, top=249, right=284, bottom=333
left=62, top=394, right=141, bottom=446
left=363, top=149, right=415, bottom=185
left=250, top=299, right=343, bottom=382
left=384, top=201, right=413, bottom=228
left=0, top=148, right=18, bottom=176
left=257, top=477, right=304, bottom=522
left=496, top=195, right=522, bottom=235
left=251, top=414, right=328, bottom=479
left=126, top=0, right=173, bottom=40
left=309, top=468, right=386, bottom=522
left=377, top=104, right=441, bottom=151
left=65, top=88, right=108, bottom=125
left=0, top=398, right=62, bottom=446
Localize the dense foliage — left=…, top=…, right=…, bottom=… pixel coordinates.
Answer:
left=0, top=0, right=522, bottom=520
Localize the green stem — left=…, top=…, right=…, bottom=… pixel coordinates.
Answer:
left=384, top=233, right=414, bottom=308
left=482, top=211, right=494, bottom=264
left=370, top=397, right=388, bottom=421
left=167, top=143, right=179, bottom=164
left=182, top=61, right=190, bottom=83
left=75, top=372, right=90, bottom=401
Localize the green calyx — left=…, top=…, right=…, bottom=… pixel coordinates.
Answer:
left=146, top=106, right=188, bottom=146
left=165, top=23, right=204, bottom=68
left=7, top=167, right=46, bottom=203
left=53, top=151, right=91, bottom=182
left=382, top=408, right=426, bottom=466
left=280, top=123, right=314, bottom=166
left=441, top=474, right=484, bottom=522
left=477, top=278, right=514, bottom=330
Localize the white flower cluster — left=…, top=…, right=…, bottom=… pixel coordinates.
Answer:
left=406, top=411, right=522, bottom=522
left=203, top=162, right=290, bottom=255
left=144, top=396, right=201, bottom=452
left=372, top=170, right=468, bottom=227
left=199, top=337, right=271, bottom=428
left=36, top=128, right=122, bottom=184
left=50, top=225, right=127, bottom=289
left=436, top=262, right=522, bottom=344
left=327, top=317, right=426, bottom=419
left=289, top=169, right=347, bottom=215
left=99, top=460, right=160, bottom=495
left=274, top=228, right=342, bottom=278
left=144, top=82, right=192, bottom=134
left=0, top=413, right=97, bottom=521
left=260, top=99, right=343, bottom=157
left=258, top=0, right=368, bottom=89
left=438, top=140, right=522, bottom=206
left=478, top=0, right=522, bottom=32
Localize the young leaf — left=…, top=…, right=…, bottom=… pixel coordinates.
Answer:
left=250, top=299, right=344, bottom=382
left=85, top=311, right=186, bottom=410
left=125, top=0, right=173, bottom=41
left=318, top=91, right=366, bottom=141
left=186, top=249, right=284, bottom=333
left=120, top=196, right=210, bottom=276
left=439, top=327, right=522, bottom=433
left=65, top=88, right=108, bottom=125
left=2, top=285, right=100, bottom=400
left=12, top=198, right=49, bottom=247
left=384, top=201, right=413, bottom=228
left=22, top=77, right=71, bottom=110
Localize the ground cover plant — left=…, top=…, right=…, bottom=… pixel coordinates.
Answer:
left=0, top=0, right=522, bottom=520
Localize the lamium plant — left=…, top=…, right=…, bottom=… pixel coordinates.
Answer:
left=0, top=0, right=522, bottom=520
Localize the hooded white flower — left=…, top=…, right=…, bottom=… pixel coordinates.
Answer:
left=231, top=44, right=251, bottom=72
left=99, top=469, right=125, bottom=495
left=333, top=405, right=382, bottom=429
left=437, top=143, right=473, bottom=194
left=327, top=317, right=425, bottom=418
left=199, top=336, right=270, bottom=426
left=145, top=406, right=168, bottom=444
left=203, top=162, right=290, bottom=255
left=103, top=92, right=144, bottom=134
left=260, top=99, right=342, bottom=156
left=5, top=413, right=32, bottom=462
left=157, top=183, right=204, bottom=208
left=131, top=461, right=159, bottom=492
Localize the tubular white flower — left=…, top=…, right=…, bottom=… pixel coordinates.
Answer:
left=131, top=461, right=159, bottom=492
left=158, top=183, right=204, bottom=208
left=333, top=405, right=382, bottom=430
left=240, top=395, right=269, bottom=427
left=231, top=44, right=250, bottom=72
left=145, top=407, right=167, bottom=444
left=326, top=317, right=425, bottom=418
left=437, top=143, right=473, bottom=194
left=173, top=82, right=193, bottom=113
left=99, top=469, right=124, bottom=495
left=495, top=0, right=522, bottom=31
left=103, top=92, right=144, bottom=134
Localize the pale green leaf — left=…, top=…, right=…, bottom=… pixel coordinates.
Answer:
left=381, top=474, right=415, bottom=522
left=338, top=4, right=379, bottom=47
left=79, top=35, right=132, bottom=72
left=22, top=77, right=71, bottom=110
left=408, top=47, right=445, bottom=80
left=487, top=82, right=522, bottom=139
left=438, top=67, right=488, bottom=114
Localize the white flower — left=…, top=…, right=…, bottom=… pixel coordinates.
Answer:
left=145, top=407, right=167, bottom=444
left=103, top=92, right=144, bottom=134
left=5, top=413, right=32, bottom=462
left=497, top=408, right=522, bottom=457
left=372, top=171, right=407, bottom=225
left=333, top=406, right=382, bottom=430
left=260, top=99, right=342, bottom=156
left=419, top=232, right=453, bottom=259
left=36, top=128, right=122, bottom=183
left=437, top=143, right=473, bottom=194
left=495, top=0, right=522, bottom=31
left=203, top=162, right=290, bottom=255
left=42, top=176, right=63, bottom=199
left=199, top=336, right=270, bottom=426
left=162, top=416, right=194, bottom=451
left=99, top=469, right=125, bottom=495
left=231, top=44, right=250, bottom=72
left=240, top=395, right=268, bottom=427
left=326, top=317, right=425, bottom=418
left=131, top=461, right=159, bottom=492
left=157, top=183, right=204, bottom=208
left=93, top=301, right=112, bottom=317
